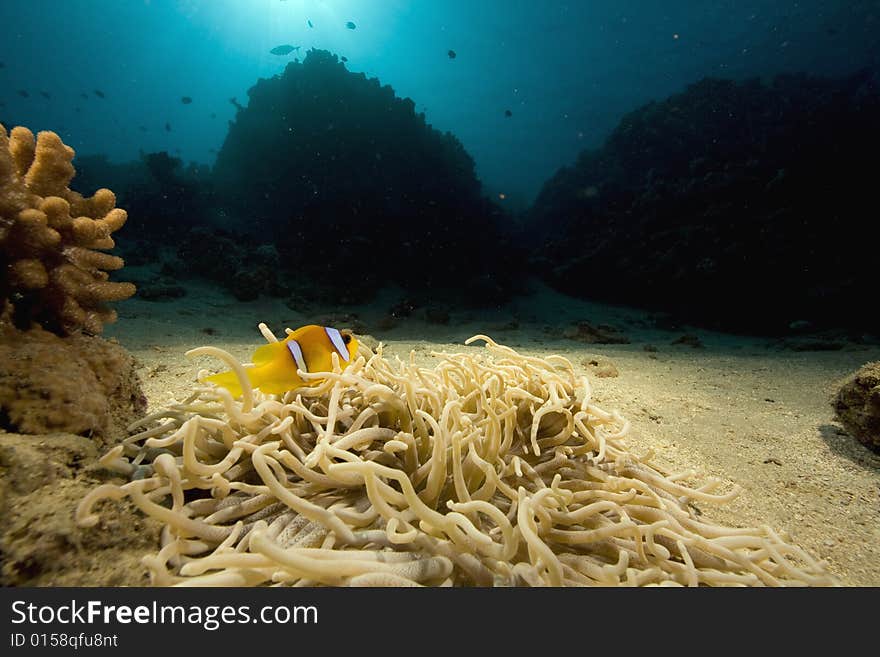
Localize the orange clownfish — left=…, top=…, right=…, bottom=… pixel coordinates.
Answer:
left=203, top=325, right=359, bottom=397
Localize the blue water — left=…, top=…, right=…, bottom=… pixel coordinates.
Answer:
left=1, top=0, right=876, bottom=209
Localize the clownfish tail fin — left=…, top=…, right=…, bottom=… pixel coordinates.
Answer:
left=202, top=368, right=253, bottom=397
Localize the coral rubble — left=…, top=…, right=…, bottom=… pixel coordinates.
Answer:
left=833, top=361, right=880, bottom=452
left=0, top=124, right=135, bottom=335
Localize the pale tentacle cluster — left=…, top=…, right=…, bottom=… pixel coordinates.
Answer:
left=77, top=327, right=836, bottom=586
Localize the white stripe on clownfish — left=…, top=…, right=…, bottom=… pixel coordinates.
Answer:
left=324, top=326, right=350, bottom=362
left=203, top=325, right=361, bottom=397
left=286, top=339, right=308, bottom=372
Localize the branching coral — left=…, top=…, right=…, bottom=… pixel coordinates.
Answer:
left=78, top=328, right=836, bottom=586
left=0, top=124, right=135, bottom=335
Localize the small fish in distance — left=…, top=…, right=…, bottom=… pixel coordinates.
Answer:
left=270, top=44, right=300, bottom=55
left=39, top=91, right=51, bottom=99
left=165, top=122, right=171, bottom=132
left=308, top=19, right=313, bottom=28
left=17, top=89, right=28, bottom=98
left=94, top=89, right=105, bottom=98
left=346, top=21, right=356, bottom=29
left=504, top=109, right=512, bottom=117
left=448, top=49, right=456, bottom=59
left=181, top=96, right=192, bottom=104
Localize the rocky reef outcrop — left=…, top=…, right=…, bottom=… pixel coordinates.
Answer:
left=529, top=69, right=880, bottom=333
left=0, top=325, right=146, bottom=443
left=74, top=150, right=213, bottom=247
left=0, top=431, right=160, bottom=585
left=834, top=361, right=880, bottom=453
left=213, top=49, right=521, bottom=305
left=0, top=124, right=146, bottom=443
left=0, top=126, right=152, bottom=586
left=174, top=226, right=289, bottom=301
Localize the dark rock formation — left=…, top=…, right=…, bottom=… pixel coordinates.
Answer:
left=214, top=49, right=521, bottom=305
left=74, top=151, right=214, bottom=247
left=833, top=361, right=880, bottom=453
left=529, top=69, right=880, bottom=334
left=174, top=227, right=289, bottom=301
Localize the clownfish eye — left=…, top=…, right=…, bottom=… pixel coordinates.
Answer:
left=342, top=333, right=352, bottom=344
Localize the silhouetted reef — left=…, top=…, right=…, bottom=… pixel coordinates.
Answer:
left=529, top=68, right=880, bottom=334
left=68, top=59, right=880, bottom=334
left=75, top=151, right=214, bottom=245
left=214, top=49, right=521, bottom=306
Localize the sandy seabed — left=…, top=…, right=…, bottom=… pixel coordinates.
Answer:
left=2, top=277, right=878, bottom=586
